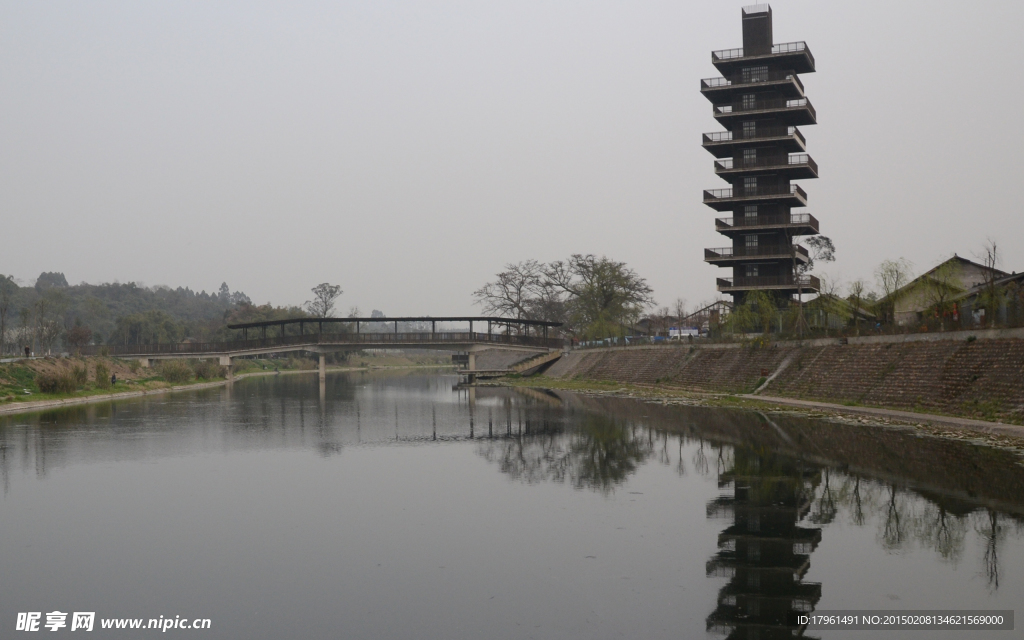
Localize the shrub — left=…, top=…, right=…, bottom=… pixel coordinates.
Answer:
left=95, top=363, right=111, bottom=389
left=160, top=360, right=193, bottom=384
left=37, top=371, right=79, bottom=394
left=193, top=360, right=225, bottom=380
left=128, top=359, right=141, bottom=374
left=71, top=365, right=88, bottom=386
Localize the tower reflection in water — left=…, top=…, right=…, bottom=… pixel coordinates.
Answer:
left=706, top=448, right=822, bottom=639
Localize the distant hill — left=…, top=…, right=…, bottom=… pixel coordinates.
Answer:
left=0, top=272, right=305, bottom=355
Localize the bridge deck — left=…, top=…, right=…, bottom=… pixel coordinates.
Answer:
left=80, top=331, right=564, bottom=359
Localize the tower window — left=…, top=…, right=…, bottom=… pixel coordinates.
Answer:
left=742, top=121, right=756, bottom=138
left=743, top=149, right=757, bottom=166
left=743, top=176, right=758, bottom=195
left=745, top=265, right=760, bottom=277
left=742, top=94, right=756, bottom=110
left=745, top=235, right=758, bottom=248
left=744, top=205, right=758, bottom=219
left=741, top=66, right=769, bottom=83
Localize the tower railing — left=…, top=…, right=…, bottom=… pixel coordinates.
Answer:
left=703, top=184, right=807, bottom=201
left=715, top=213, right=818, bottom=230
left=702, top=126, right=805, bottom=147
left=711, top=41, right=813, bottom=66
left=715, top=154, right=816, bottom=173
left=716, top=275, right=820, bottom=291
left=704, top=245, right=809, bottom=260
left=701, top=70, right=803, bottom=93
left=714, top=98, right=815, bottom=120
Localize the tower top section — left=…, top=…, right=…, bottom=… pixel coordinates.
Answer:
left=742, top=5, right=773, bottom=56
left=711, top=4, right=814, bottom=75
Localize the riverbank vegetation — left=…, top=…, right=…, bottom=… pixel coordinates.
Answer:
left=0, top=351, right=454, bottom=408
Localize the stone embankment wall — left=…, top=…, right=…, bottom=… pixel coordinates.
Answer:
left=545, top=334, right=1024, bottom=424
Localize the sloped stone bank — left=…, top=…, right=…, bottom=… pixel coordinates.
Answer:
left=545, top=337, right=1024, bottom=424
left=546, top=344, right=795, bottom=394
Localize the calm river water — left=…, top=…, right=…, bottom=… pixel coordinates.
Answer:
left=1, top=371, right=1022, bottom=639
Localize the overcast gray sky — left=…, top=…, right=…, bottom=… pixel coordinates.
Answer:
left=2, top=0, right=1022, bottom=315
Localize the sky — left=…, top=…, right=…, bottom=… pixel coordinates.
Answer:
left=2, top=0, right=1023, bottom=315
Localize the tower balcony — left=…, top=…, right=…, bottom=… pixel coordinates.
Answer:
left=701, top=69, right=804, bottom=100
left=714, top=97, right=816, bottom=127
left=704, top=244, right=810, bottom=265
left=703, top=184, right=807, bottom=211
left=715, top=154, right=818, bottom=179
left=711, top=41, right=815, bottom=75
left=715, top=213, right=819, bottom=236
left=702, top=127, right=806, bottom=158
left=716, top=275, right=820, bottom=293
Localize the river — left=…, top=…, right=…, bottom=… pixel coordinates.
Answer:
left=1, top=371, right=1021, bottom=638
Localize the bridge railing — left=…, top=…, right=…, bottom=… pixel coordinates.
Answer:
left=79, top=332, right=565, bottom=358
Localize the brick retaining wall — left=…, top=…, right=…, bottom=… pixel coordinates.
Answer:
left=546, top=338, right=1024, bottom=423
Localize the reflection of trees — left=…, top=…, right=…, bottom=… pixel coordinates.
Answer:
left=476, top=414, right=653, bottom=493
left=882, top=484, right=906, bottom=550
left=974, top=510, right=1005, bottom=591
left=692, top=439, right=709, bottom=477
left=918, top=505, right=967, bottom=565
left=809, top=468, right=837, bottom=525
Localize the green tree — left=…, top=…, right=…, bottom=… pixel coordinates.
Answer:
left=108, top=310, right=185, bottom=346
left=728, top=290, right=778, bottom=335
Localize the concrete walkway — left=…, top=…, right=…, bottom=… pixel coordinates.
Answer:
left=741, top=393, right=1024, bottom=439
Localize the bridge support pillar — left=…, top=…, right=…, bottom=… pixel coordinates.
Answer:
left=319, top=353, right=326, bottom=382
left=219, top=355, right=233, bottom=380
left=139, top=358, right=152, bottom=369
left=467, top=352, right=476, bottom=372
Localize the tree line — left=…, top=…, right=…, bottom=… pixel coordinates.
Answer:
left=473, top=254, right=655, bottom=340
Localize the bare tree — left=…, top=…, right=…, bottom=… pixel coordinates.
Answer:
left=875, top=258, right=914, bottom=326
left=922, top=258, right=964, bottom=331
left=474, top=255, right=654, bottom=339
left=812, top=274, right=847, bottom=336
left=673, top=297, right=687, bottom=325
left=0, top=275, right=15, bottom=356
left=305, top=283, right=343, bottom=318
left=34, top=289, right=66, bottom=354
left=975, top=239, right=1002, bottom=327
left=847, top=279, right=869, bottom=336
left=544, top=254, right=655, bottom=339
left=472, top=260, right=545, bottom=320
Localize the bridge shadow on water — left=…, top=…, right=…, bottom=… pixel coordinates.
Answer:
left=1, top=370, right=1022, bottom=638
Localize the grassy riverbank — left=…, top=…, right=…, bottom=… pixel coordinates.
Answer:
left=0, top=352, right=454, bottom=412
left=491, top=375, right=1024, bottom=453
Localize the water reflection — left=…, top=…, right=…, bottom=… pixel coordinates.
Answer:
left=2, top=372, right=1023, bottom=639
left=476, top=413, right=653, bottom=493
left=706, top=448, right=823, bottom=638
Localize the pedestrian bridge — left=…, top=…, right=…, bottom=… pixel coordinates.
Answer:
left=81, top=316, right=564, bottom=377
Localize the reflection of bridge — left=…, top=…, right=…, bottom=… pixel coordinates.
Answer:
left=81, top=316, right=564, bottom=379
